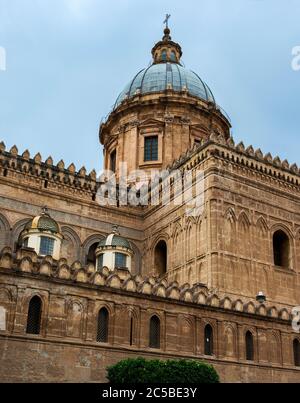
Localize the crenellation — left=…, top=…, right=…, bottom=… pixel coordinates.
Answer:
left=0, top=143, right=100, bottom=203
left=1, top=27, right=300, bottom=384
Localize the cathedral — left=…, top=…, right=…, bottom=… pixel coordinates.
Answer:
left=0, top=25, right=300, bottom=383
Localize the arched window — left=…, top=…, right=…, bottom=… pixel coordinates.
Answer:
left=273, top=230, right=290, bottom=267
left=161, top=50, right=167, bottom=61
left=110, top=150, right=117, bottom=173
left=170, top=51, right=176, bottom=62
left=246, top=331, right=254, bottom=361
left=154, top=240, right=167, bottom=276
left=97, top=308, right=109, bottom=343
left=87, top=242, right=99, bottom=265
left=204, top=324, right=214, bottom=356
left=294, top=339, right=300, bottom=367
left=26, top=296, right=42, bottom=335
left=129, top=316, right=134, bottom=346
left=149, top=315, right=160, bottom=349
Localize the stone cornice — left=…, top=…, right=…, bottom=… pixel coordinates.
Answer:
left=167, top=134, right=300, bottom=188
left=0, top=142, right=97, bottom=195
left=0, top=246, right=293, bottom=325
left=99, top=92, right=231, bottom=145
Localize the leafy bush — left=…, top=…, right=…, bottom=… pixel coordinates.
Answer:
left=107, top=357, right=220, bottom=384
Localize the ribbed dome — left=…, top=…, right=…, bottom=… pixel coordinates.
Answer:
left=25, top=213, right=59, bottom=234
left=114, top=63, right=215, bottom=110
left=98, top=234, right=132, bottom=250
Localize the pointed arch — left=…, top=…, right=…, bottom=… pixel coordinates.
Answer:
left=26, top=296, right=42, bottom=335
left=0, top=212, right=10, bottom=231
left=172, top=221, right=182, bottom=239
left=11, top=219, right=31, bottom=251
left=0, top=212, right=10, bottom=254
left=127, top=307, right=139, bottom=346
left=238, top=211, right=251, bottom=228
left=180, top=315, right=194, bottom=353
left=223, top=207, right=236, bottom=253
left=61, top=226, right=81, bottom=263
left=82, top=234, right=105, bottom=265
left=172, top=223, right=182, bottom=268
left=149, top=315, right=161, bottom=349
left=204, top=324, right=214, bottom=356
left=66, top=300, right=84, bottom=338
left=128, top=241, right=142, bottom=275
left=224, top=207, right=237, bottom=224
left=272, top=229, right=291, bottom=268
left=97, top=307, right=109, bottom=343
left=254, top=216, right=269, bottom=262
left=186, top=220, right=195, bottom=261
left=0, top=287, right=12, bottom=332
left=224, top=325, right=237, bottom=358
left=245, top=330, right=254, bottom=361
left=237, top=211, right=251, bottom=257
left=269, top=332, right=281, bottom=364
left=256, top=216, right=268, bottom=233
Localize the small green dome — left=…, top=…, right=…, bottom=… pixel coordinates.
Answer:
left=25, top=213, right=60, bottom=234
left=98, top=233, right=132, bottom=250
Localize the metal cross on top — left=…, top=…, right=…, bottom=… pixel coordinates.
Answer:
left=164, top=14, right=171, bottom=29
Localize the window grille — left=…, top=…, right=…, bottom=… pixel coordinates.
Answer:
left=149, top=315, right=160, bottom=349
left=26, top=296, right=42, bottom=335
left=97, top=308, right=109, bottom=343
left=39, top=237, right=54, bottom=256
left=115, top=253, right=126, bottom=268
left=246, top=331, right=254, bottom=361
left=144, top=136, right=158, bottom=162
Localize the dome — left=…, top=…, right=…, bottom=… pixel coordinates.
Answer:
left=114, top=63, right=215, bottom=110
left=113, top=27, right=215, bottom=111
left=98, top=233, right=132, bottom=251
left=25, top=211, right=60, bottom=234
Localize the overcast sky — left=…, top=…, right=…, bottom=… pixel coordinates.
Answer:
left=0, top=0, right=299, bottom=172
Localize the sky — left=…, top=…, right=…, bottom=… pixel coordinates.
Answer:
left=0, top=0, right=299, bottom=173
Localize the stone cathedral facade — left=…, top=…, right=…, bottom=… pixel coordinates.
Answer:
left=0, top=27, right=300, bottom=383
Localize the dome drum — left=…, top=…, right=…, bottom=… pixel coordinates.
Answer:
left=20, top=209, right=63, bottom=260
left=96, top=231, right=134, bottom=273
left=99, top=27, right=231, bottom=177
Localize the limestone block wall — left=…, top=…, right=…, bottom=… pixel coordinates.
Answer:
left=0, top=247, right=299, bottom=383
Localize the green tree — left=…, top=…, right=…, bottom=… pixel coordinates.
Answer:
left=107, top=358, right=220, bottom=384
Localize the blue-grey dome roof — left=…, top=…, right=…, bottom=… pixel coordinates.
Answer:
left=114, top=63, right=215, bottom=110
left=24, top=213, right=60, bottom=234
left=98, top=234, right=132, bottom=250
